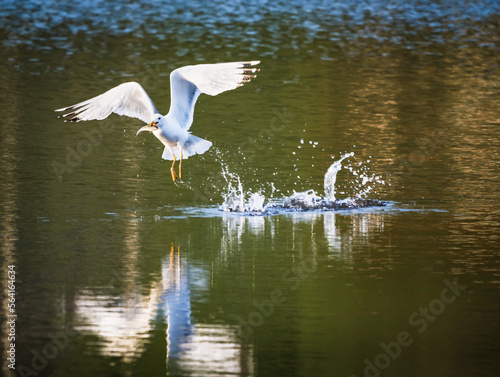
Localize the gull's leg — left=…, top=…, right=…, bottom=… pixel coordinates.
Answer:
left=179, top=151, right=183, bottom=180
left=170, top=155, right=177, bottom=182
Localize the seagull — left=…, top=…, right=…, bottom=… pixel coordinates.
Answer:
left=56, top=61, right=260, bottom=182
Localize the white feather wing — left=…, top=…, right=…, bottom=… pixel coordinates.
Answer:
left=55, top=82, right=158, bottom=124
left=169, top=61, right=260, bottom=129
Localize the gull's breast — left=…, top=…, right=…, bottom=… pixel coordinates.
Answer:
left=154, top=125, right=188, bottom=147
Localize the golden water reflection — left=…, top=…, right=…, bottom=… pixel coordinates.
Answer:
left=71, top=210, right=386, bottom=372
left=74, top=242, right=254, bottom=375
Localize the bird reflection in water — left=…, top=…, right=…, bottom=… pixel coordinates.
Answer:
left=73, top=241, right=253, bottom=375
left=162, top=243, right=194, bottom=364
left=161, top=242, right=254, bottom=375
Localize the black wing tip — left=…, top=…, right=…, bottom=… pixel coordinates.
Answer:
left=242, top=68, right=260, bottom=75
left=241, top=61, right=260, bottom=67
left=55, top=106, right=72, bottom=121
left=55, top=105, right=76, bottom=112
left=55, top=106, right=83, bottom=122
left=56, top=112, right=81, bottom=122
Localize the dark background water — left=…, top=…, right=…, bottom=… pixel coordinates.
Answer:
left=1, top=1, right=499, bottom=376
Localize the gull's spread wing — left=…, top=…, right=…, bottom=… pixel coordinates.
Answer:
left=169, top=61, right=260, bottom=129
left=55, top=82, right=158, bottom=124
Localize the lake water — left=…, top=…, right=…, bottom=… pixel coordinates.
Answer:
left=1, top=1, right=499, bottom=376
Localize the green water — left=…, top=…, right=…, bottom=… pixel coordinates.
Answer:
left=1, top=1, right=499, bottom=376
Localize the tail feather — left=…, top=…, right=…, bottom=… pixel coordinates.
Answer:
left=162, top=147, right=174, bottom=160
left=161, top=135, right=212, bottom=161
left=182, top=135, right=212, bottom=159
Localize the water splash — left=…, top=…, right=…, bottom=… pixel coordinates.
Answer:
left=344, top=158, right=386, bottom=199
left=219, top=152, right=385, bottom=214
left=324, top=152, right=354, bottom=201
left=220, top=165, right=267, bottom=213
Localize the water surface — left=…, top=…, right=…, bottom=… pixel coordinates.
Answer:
left=1, top=1, right=499, bottom=376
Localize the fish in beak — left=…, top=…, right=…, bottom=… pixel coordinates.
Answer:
left=136, top=121, right=158, bottom=135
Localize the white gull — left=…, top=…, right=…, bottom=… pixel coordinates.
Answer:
left=56, top=61, right=260, bottom=181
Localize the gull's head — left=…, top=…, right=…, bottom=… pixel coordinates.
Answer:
left=136, top=114, right=163, bottom=135
left=149, top=114, right=163, bottom=128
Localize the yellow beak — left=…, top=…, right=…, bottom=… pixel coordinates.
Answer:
left=149, top=121, right=158, bottom=128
